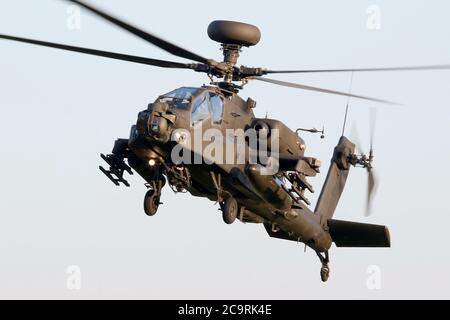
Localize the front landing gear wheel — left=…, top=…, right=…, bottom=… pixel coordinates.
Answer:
left=144, top=189, right=160, bottom=216
left=320, top=265, right=330, bottom=282
left=221, top=197, right=238, bottom=224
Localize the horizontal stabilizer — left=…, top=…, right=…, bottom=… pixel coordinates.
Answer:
left=328, top=219, right=390, bottom=247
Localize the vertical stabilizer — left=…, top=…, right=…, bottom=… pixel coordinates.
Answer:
left=315, top=136, right=355, bottom=220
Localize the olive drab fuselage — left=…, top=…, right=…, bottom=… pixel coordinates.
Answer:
left=124, top=86, right=333, bottom=252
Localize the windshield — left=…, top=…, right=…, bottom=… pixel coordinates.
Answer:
left=158, top=87, right=198, bottom=110
left=210, top=94, right=224, bottom=124
left=191, top=93, right=210, bottom=126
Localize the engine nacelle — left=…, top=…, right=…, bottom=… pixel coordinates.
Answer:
left=251, top=118, right=306, bottom=157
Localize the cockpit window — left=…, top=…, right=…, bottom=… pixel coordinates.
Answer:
left=210, top=94, right=224, bottom=124
left=191, top=93, right=210, bottom=126
left=159, top=87, right=197, bottom=110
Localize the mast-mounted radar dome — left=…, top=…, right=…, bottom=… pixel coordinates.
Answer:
left=207, top=20, right=261, bottom=47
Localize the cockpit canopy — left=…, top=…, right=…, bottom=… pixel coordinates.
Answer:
left=157, top=87, right=224, bottom=126
left=158, top=87, right=197, bottom=110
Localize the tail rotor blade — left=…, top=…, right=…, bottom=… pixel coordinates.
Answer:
left=350, top=116, right=378, bottom=217
left=369, top=107, right=377, bottom=152
left=350, top=122, right=365, bottom=155
left=365, top=170, right=378, bottom=216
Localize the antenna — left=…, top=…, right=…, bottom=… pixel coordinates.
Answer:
left=341, top=103, right=349, bottom=136
left=341, top=70, right=354, bottom=136
left=296, top=126, right=325, bottom=139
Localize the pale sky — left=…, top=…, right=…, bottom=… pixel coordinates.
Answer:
left=0, top=0, right=449, bottom=299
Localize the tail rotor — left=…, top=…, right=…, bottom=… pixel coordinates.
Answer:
left=350, top=107, right=378, bottom=216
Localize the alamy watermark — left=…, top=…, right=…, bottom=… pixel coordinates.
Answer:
left=366, top=265, right=381, bottom=290
left=66, top=265, right=81, bottom=290
left=366, top=5, right=382, bottom=30
left=66, top=5, right=81, bottom=31
left=169, top=127, right=280, bottom=175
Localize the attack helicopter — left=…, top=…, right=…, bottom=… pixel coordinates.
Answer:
left=2, top=0, right=450, bottom=282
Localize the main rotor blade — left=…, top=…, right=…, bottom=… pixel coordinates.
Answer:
left=252, top=77, right=400, bottom=105
left=265, top=64, right=450, bottom=74
left=0, top=34, right=195, bottom=69
left=65, top=0, right=209, bottom=64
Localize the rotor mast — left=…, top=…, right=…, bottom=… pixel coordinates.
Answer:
left=222, top=43, right=241, bottom=83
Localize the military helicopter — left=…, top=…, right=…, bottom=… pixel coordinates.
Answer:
left=2, top=0, right=450, bottom=282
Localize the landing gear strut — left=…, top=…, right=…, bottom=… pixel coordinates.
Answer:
left=143, top=179, right=164, bottom=216
left=316, top=251, right=330, bottom=282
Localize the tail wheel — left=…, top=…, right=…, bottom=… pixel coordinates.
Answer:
left=316, top=251, right=330, bottom=282
left=320, top=265, right=330, bottom=282
left=222, top=197, right=238, bottom=224
left=144, top=189, right=160, bottom=216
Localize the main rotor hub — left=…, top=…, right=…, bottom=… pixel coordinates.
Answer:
left=207, top=20, right=261, bottom=86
